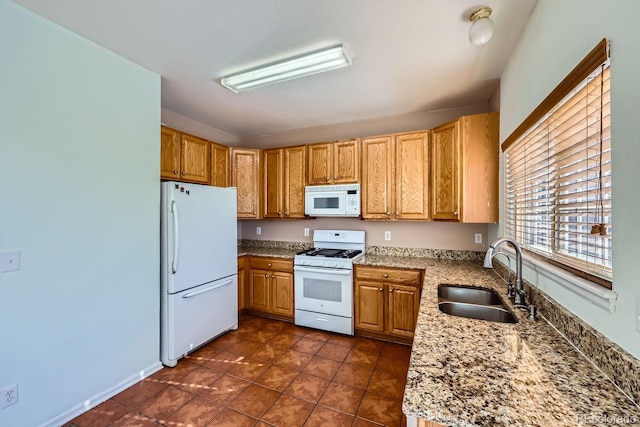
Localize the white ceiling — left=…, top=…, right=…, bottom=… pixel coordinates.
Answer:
left=12, top=0, right=537, bottom=146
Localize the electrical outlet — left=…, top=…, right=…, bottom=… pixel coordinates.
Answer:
left=256, top=227, right=261, bottom=236
left=1, top=384, right=18, bottom=408
left=304, top=228, right=309, bottom=237
left=1, top=251, right=21, bottom=273
left=384, top=231, right=391, bottom=241
left=475, top=234, right=483, bottom=244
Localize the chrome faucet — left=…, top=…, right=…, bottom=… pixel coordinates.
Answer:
left=484, top=237, right=526, bottom=307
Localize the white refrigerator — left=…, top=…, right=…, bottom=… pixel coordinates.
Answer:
left=160, top=181, right=238, bottom=367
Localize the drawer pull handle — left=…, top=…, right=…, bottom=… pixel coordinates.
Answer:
left=268, top=263, right=272, bottom=267
left=383, top=274, right=388, bottom=278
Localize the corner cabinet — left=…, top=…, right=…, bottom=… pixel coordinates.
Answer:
left=307, top=139, right=359, bottom=185
left=161, top=126, right=210, bottom=184
left=263, top=146, right=306, bottom=219
left=248, top=257, right=294, bottom=320
left=361, top=132, right=430, bottom=220
left=431, top=112, right=499, bottom=223
left=231, top=148, right=261, bottom=219
left=354, top=265, right=423, bottom=342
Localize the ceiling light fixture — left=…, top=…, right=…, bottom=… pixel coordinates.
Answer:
left=220, top=44, right=352, bottom=93
left=468, top=7, right=494, bottom=45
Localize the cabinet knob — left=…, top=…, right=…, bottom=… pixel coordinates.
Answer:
left=181, top=171, right=186, bottom=175
left=334, top=176, right=337, bottom=179
left=285, top=212, right=289, bottom=216
left=453, top=211, right=458, bottom=215
left=378, top=288, right=383, bottom=291
left=268, top=263, right=272, bottom=267
left=396, top=212, right=400, bottom=216
left=264, top=274, right=268, bottom=278
left=278, top=211, right=282, bottom=215
left=383, top=274, right=388, bottom=278
left=173, top=170, right=178, bottom=174
left=389, top=289, right=394, bottom=293
left=253, top=212, right=257, bottom=215
left=271, top=275, right=275, bottom=278
left=386, top=212, right=391, bottom=216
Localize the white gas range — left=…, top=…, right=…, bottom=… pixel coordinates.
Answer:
left=294, top=229, right=365, bottom=335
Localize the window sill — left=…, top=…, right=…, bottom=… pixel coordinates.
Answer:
left=495, top=247, right=618, bottom=313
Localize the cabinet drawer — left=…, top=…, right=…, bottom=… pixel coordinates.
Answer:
left=355, top=266, right=421, bottom=285
left=250, top=257, right=293, bottom=272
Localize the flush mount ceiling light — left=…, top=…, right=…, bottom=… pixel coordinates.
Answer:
left=220, top=44, right=352, bottom=93
left=468, top=7, right=494, bottom=45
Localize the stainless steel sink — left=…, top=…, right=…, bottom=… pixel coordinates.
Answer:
left=438, top=301, right=517, bottom=323
left=438, top=285, right=503, bottom=306
left=437, top=284, right=517, bottom=323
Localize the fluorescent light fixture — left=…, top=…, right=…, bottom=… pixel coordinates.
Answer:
left=220, top=44, right=352, bottom=93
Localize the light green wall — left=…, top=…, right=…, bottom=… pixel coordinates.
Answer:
left=0, top=2, right=160, bottom=425
left=498, top=0, right=640, bottom=359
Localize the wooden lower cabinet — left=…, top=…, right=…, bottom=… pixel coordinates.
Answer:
left=248, top=257, right=294, bottom=319
left=237, top=256, right=248, bottom=311
left=354, top=266, right=422, bottom=341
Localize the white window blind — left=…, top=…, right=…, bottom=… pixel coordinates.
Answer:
left=505, top=60, right=611, bottom=284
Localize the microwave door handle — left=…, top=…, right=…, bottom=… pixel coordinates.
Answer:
left=294, top=266, right=352, bottom=276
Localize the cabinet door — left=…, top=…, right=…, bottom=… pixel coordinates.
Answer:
left=283, top=146, right=306, bottom=218
left=181, top=134, right=210, bottom=184
left=333, top=139, right=359, bottom=183
left=460, top=112, right=499, bottom=223
left=271, top=271, right=294, bottom=316
left=361, top=136, right=394, bottom=219
left=431, top=121, right=460, bottom=220
left=237, top=257, right=247, bottom=310
left=307, top=143, right=332, bottom=185
left=249, top=269, right=270, bottom=312
left=160, top=127, right=181, bottom=180
left=263, top=149, right=283, bottom=218
left=232, top=149, right=260, bottom=219
left=210, top=142, right=229, bottom=187
left=355, top=281, right=385, bottom=333
left=395, top=132, right=430, bottom=220
left=387, top=284, right=420, bottom=338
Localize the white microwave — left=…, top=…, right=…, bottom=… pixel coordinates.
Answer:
left=305, top=184, right=360, bottom=217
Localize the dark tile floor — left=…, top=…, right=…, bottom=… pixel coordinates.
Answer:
left=66, top=314, right=411, bottom=426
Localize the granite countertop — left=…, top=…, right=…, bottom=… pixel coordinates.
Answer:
left=355, top=255, right=640, bottom=427
left=237, top=245, right=298, bottom=259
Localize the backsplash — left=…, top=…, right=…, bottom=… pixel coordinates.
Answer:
left=493, top=261, right=640, bottom=405
left=237, top=239, right=312, bottom=251
left=365, top=245, right=483, bottom=262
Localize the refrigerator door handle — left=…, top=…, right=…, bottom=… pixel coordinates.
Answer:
left=182, top=279, right=234, bottom=299
left=171, top=200, right=179, bottom=274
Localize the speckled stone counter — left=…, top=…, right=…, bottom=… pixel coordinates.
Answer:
left=237, top=246, right=298, bottom=259
left=355, top=255, right=640, bottom=427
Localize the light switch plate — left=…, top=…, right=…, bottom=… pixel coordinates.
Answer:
left=384, top=231, right=391, bottom=241
left=475, top=234, right=483, bottom=244
left=256, top=227, right=262, bottom=236
left=1, top=251, right=20, bottom=273
left=304, top=228, right=309, bottom=237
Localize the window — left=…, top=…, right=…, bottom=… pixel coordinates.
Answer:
left=503, top=40, right=611, bottom=288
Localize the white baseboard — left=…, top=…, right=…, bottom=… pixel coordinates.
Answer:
left=39, top=361, right=163, bottom=427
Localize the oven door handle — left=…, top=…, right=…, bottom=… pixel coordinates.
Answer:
left=294, top=266, right=352, bottom=276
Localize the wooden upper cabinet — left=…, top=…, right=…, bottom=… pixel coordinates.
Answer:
left=231, top=148, right=261, bottom=219
left=307, top=143, right=332, bottom=185
left=431, top=112, right=499, bottom=223
left=307, top=139, right=359, bottom=185
left=431, top=120, right=460, bottom=220
left=361, top=136, right=394, bottom=219
left=161, top=126, right=181, bottom=180
left=395, top=132, right=430, bottom=220
left=333, top=139, right=359, bottom=183
left=263, top=148, right=283, bottom=218
left=263, top=146, right=305, bottom=219
left=210, top=142, right=229, bottom=187
left=460, top=112, right=499, bottom=223
left=180, top=134, right=210, bottom=184
left=283, top=146, right=306, bottom=218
